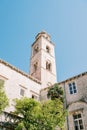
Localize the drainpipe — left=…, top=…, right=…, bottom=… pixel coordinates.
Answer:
left=64, top=82, right=69, bottom=130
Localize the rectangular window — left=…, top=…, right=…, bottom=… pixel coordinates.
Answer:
left=20, top=89, right=25, bottom=96
left=32, top=94, right=37, bottom=99
left=19, top=85, right=27, bottom=96
left=69, top=82, right=77, bottom=94
left=73, top=114, right=84, bottom=130
left=46, top=61, right=52, bottom=71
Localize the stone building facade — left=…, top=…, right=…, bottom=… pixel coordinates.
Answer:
left=0, top=31, right=87, bottom=130
left=0, top=31, right=57, bottom=112
left=41, top=72, right=87, bottom=130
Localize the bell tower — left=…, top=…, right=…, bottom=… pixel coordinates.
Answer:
left=30, top=31, right=57, bottom=88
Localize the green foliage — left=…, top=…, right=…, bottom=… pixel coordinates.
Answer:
left=41, top=99, right=67, bottom=129
left=0, top=79, right=8, bottom=113
left=14, top=98, right=42, bottom=130
left=15, top=122, right=25, bottom=130
left=47, top=83, right=64, bottom=102
left=14, top=97, right=67, bottom=130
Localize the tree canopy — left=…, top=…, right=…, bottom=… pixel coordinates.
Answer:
left=14, top=82, right=67, bottom=130
left=14, top=97, right=67, bottom=130
left=0, top=79, right=8, bottom=113
left=14, top=98, right=42, bottom=130
left=47, top=83, right=64, bottom=102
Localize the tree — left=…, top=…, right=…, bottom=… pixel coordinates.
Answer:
left=47, top=83, right=67, bottom=129
left=14, top=97, right=42, bottom=130
left=41, top=99, right=67, bottom=129
left=47, top=83, right=64, bottom=102
left=14, top=97, right=67, bottom=130
left=0, top=79, right=8, bottom=113
left=15, top=122, right=25, bottom=130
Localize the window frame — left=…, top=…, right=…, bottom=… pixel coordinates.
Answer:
left=69, top=82, right=77, bottom=95
left=33, top=44, right=39, bottom=55
left=20, top=88, right=25, bottom=96
left=34, top=62, right=38, bottom=72
left=73, top=113, right=84, bottom=130
left=46, top=61, right=52, bottom=71
left=32, top=94, right=37, bottom=99
left=46, top=46, right=50, bottom=53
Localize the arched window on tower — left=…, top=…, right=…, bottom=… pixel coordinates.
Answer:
left=46, top=61, right=52, bottom=71
left=33, top=44, right=39, bottom=55
left=34, top=62, right=38, bottom=72
left=46, top=46, right=50, bottom=53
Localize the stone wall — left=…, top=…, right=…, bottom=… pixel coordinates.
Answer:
left=0, top=61, right=41, bottom=112
left=40, top=72, right=87, bottom=130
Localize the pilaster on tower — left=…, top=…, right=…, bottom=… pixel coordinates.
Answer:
left=30, top=31, right=57, bottom=89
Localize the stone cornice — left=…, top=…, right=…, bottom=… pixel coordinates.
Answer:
left=0, top=59, right=41, bottom=84
left=32, top=35, right=55, bottom=47
left=67, top=100, right=87, bottom=110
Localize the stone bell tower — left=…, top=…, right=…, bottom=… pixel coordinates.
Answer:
left=30, top=31, right=57, bottom=88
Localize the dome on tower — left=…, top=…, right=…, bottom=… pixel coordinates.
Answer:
left=35, top=31, right=51, bottom=41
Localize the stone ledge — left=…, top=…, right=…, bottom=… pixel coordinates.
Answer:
left=0, top=59, right=41, bottom=85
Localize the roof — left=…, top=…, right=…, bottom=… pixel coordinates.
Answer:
left=59, top=71, right=87, bottom=85
left=35, top=31, right=50, bottom=39
left=41, top=71, right=87, bottom=91
left=32, top=31, right=55, bottom=46
left=0, top=59, right=41, bottom=84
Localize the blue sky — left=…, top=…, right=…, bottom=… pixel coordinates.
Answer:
left=0, top=0, right=87, bottom=82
